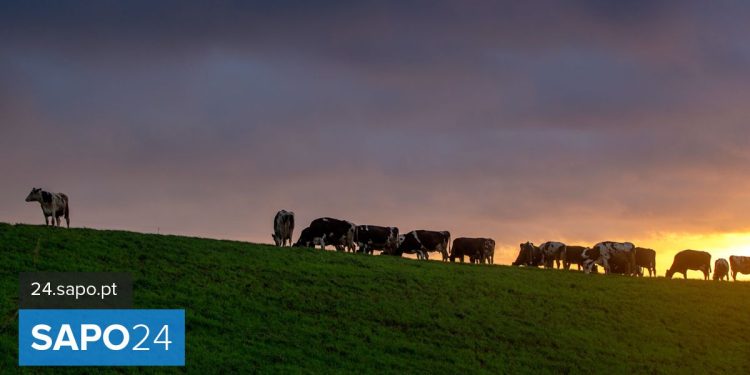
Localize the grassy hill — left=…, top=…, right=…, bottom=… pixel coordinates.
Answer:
left=1, top=223, right=749, bottom=374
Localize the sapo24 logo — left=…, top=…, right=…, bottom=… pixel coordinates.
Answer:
left=19, top=309, right=184, bottom=366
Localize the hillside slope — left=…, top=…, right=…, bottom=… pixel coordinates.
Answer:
left=1, top=223, right=749, bottom=374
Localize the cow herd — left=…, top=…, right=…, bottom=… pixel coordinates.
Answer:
left=273, top=209, right=750, bottom=282
left=271, top=210, right=494, bottom=264
left=512, top=240, right=750, bottom=281
left=21, top=189, right=750, bottom=282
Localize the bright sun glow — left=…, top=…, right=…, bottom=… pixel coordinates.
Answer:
left=638, top=232, right=750, bottom=280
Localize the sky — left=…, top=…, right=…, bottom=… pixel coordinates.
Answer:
left=2, top=1, right=750, bottom=279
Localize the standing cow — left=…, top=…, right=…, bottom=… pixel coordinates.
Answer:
left=451, top=237, right=495, bottom=264
left=354, top=225, right=399, bottom=255
left=729, top=255, right=750, bottom=281
left=635, top=247, right=657, bottom=277
left=582, top=242, right=636, bottom=275
left=271, top=210, right=295, bottom=247
left=666, top=250, right=712, bottom=280
left=539, top=242, right=566, bottom=269
left=512, top=242, right=542, bottom=267
left=293, top=217, right=355, bottom=252
left=561, top=246, right=588, bottom=270
left=25, top=188, right=70, bottom=228
left=714, top=258, right=730, bottom=281
left=394, top=230, right=450, bottom=261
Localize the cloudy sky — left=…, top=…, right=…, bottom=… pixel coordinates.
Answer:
left=2, top=1, right=750, bottom=277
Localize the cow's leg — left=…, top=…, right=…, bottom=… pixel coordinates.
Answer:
left=732, top=271, right=737, bottom=281
left=43, top=214, right=49, bottom=226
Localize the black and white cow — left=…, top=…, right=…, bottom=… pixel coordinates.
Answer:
left=561, top=246, right=588, bottom=270
left=512, top=242, right=542, bottom=267
left=450, top=237, right=495, bottom=264
left=271, top=210, right=295, bottom=247
left=25, top=188, right=70, bottom=228
left=729, top=255, right=750, bottom=281
left=394, top=230, right=450, bottom=261
left=714, top=258, right=730, bottom=281
left=539, top=242, right=566, bottom=269
left=293, top=217, right=355, bottom=252
left=582, top=241, right=636, bottom=275
left=666, top=250, right=711, bottom=280
left=354, top=225, right=399, bottom=255
left=635, top=247, right=657, bottom=277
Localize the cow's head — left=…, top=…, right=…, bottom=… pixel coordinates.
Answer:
left=581, top=247, right=600, bottom=274
left=25, top=188, right=42, bottom=202
left=665, top=268, right=675, bottom=279
left=272, top=234, right=282, bottom=246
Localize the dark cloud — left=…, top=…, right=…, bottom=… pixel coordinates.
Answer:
left=2, top=0, right=750, bottom=269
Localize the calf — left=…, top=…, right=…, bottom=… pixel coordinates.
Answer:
left=582, top=242, right=636, bottom=275
left=271, top=210, right=295, bottom=247
left=25, top=188, right=70, bottom=228
left=355, top=225, right=399, bottom=255
left=395, top=230, right=451, bottom=261
left=451, top=237, right=495, bottom=264
left=293, top=217, right=355, bottom=251
left=729, top=255, right=750, bottom=281
left=635, top=247, right=657, bottom=277
left=539, top=242, right=566, bottom=269
left=714, top=258, right=730, bottom=281
left=512, top=242, right=542, bottom=267
left=666, top=250, right=711, bottom=280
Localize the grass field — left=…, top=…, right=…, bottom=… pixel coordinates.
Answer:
left=1, top=223, right=749, bottom=374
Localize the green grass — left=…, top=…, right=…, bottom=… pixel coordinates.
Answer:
left=1, top=223, right=749, bottom=374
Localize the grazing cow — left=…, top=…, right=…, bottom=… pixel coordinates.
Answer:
left=539, top=242, right=566, bottom=269
left=512, top=242, right=542, bottom=267
left=729, top=255, right=750, bottom=281
left=635, top=247, right=657, bottom=277
left=271, top=210, right=295, bottom=247
left=666, top=250, right=711, bottom=280
left=561, top=246, right=588, bottom=270
left=582, top=242, right=636, bottom=275
left=394, top=230, right=451, bottom=260
left=355, top=225, right=399, bottom=255
left=451, top=237, right=495, bottom=264
left=293, top=217, right=355, bottom=252
left=714, top=258, right=730, bottom=281
left=25, top=188, right=70, bottom=228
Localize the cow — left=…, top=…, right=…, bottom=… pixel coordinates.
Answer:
left=729, top=255, right=750, bottom=281
left=25, top=188, right=70, bottom=228
left=354, top=225, right=399, bottom=255
left=293, top=217, right=355, bottom=252
left=450, top=237, right=495, bottom=264
left=582, top=241, right=636, bottom=275
left=512, top=242, right=542, bottom=267
left=394, top=230, right=450, bottom=261
left=666, top=250, right=711, bottom=280
left=635, top=247, right=657, bottom=277
left=714, top=258, right=730, bottom=281
left=561, top=246, right=588, bottom=270
left=271, top=210, right=295, bottom=247
left=539, top=242, right=566, bottom=269
left=607, top=251, right=638, bottom=275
